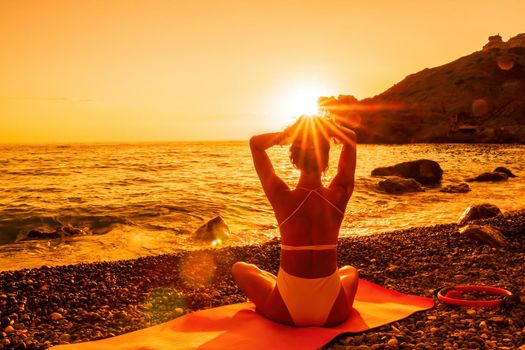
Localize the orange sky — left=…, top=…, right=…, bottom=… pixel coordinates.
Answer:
left=1, top=0, right=524, bottom=143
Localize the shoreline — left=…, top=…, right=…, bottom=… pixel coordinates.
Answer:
left=1, top=213, right=524, bottom=349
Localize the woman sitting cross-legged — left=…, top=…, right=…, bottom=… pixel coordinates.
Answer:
left=232, top=116, right=359, bottom=327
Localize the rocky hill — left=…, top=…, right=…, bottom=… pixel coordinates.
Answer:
left=319, top=34, right=525, bottom=143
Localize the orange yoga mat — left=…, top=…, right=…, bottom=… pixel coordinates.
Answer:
left=53, top=279, right=434, bottom=350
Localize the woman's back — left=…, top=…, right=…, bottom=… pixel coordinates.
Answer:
left=274, top=186, right=348, bottom=278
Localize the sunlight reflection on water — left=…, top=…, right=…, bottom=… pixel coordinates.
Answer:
left=0, top=142, right=524, bottom=270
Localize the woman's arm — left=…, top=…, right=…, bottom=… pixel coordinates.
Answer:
left=327, top=122, right=357, bottom=197
left=250, top=132, right=290, bottom=199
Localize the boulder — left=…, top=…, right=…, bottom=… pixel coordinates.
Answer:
left=25, top=225, right=88, bottom=240
left=457, top=203, right=502, bottom=225
left=59, top=225, right=88, bottom=236
left=466, top=171, right=508, bottom=182
left=459, top=224, right=507, bottom=247
left=440, top=182, right=471, bottom=193
left=371, top=159, right=443, bottom=185
left=194, top=216, right=230, bottom=241
left=26, top=229, right=61, bottom=240
left=494, top=167, right=517, bottom=177
left=378, top=176, right=424, bottom=194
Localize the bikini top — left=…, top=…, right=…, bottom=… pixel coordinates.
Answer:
left=279, top=186, right=344, bottom=251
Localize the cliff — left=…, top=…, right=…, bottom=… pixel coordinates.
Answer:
left=320, top=34, right=525, bottom=143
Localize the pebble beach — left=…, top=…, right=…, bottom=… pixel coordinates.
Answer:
left=1, top=212, right=524, bottom=350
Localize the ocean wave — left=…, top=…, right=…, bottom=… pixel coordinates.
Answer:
left=0, top=142, right=523, bottom=269
left=0, top=214, right=130, bottom=244
left=140, top=223, right=191, bottom=234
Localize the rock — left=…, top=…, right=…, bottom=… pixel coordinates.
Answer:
left=194, top=216, right=230, bottom=241
left=387, top=337, right=399, bottom=348
left=50, top=312, right=63, bottom=321
left=12, top=322, right=25, bottom=330
left=440, top=182, right=471, bottom=193
left=60, top=224, right=88, bottom=236
left=459, top=224, right=508, bottom=247
left=378, top=176, right=424, bottom=194
left=4, top=325, right=14, bottom=333
left=371, top=159, right=443, bottom=185
left=59, top=333, right=71, bottom=342
left=457, top=203, right=502, bottom=225
left=494, top=167, right=517, bottom=177
left=25, top=224, right=88, bottom=241
left=14, top=342, right=27, bottom=350
left=26, top=229, right=62, bottom=240
left=466, top=171, right=508, bottom=182
left=489, top=316, right=505, bottom=324
left=335, top=345, right=371, bottom=350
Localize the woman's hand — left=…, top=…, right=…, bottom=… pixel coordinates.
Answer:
left=317, top=117, right=339, bottom=139
left=282, top=116, right=305, bottom=141
left=250, top=132, right=288, bottom=150
left=321, top=118, right=355, bottom=145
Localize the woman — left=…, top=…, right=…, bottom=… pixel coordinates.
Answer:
left=232, top=116, right=359, bottom=327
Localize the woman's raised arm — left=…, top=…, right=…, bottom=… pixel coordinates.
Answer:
left=327, top=123, right=357, bottom=197
left=250, top=132, right=290, bottom=199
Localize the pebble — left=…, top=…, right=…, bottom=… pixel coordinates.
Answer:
left=489, top=316, right=505, bottom=324
left=1, top=212, right=525, bottom=350
left=59, top=333, right=71, bottom=342
left=387, top=337, right=399, bottom=348
left=14, top=342, right=27, bottom=350
left=466, top=341, right=480, bottom=348
left=485, top=340, right=497, bottom=348
left=50, top=312, right=63, bottom=321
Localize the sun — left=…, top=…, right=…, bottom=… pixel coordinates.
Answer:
left=279, top=82, right=328, bottom=119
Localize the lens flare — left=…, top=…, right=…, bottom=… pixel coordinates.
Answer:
left=179, top=250, right=217, bottom=288
left=472, top=99, right=489, bottom=117
left=140, top=287, right=187, bottom=323
left=497, top=56, right=514, bottom=71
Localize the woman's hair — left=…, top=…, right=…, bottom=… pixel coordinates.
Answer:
left=288, top=117, right=331, bottom=174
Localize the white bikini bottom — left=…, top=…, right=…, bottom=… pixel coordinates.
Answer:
left=276, top=266, right=342, bottom=326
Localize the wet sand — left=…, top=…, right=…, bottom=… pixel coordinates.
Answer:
left=1, top=212, right=524, bottom=349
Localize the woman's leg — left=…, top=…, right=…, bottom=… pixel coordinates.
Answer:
left=325, top=267, right=358, bottom=326
left=231, top=262, right=276, bottom=307
left=339, top=265, right=359, bottom=307
left=231, top=262, right=294, bottom=325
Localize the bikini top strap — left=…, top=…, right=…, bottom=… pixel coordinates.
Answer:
left=278, top=189, right=314, bottom=227
left=278, top=187, right=344, bottom=228
left=311, top=188, right=345, bottom=215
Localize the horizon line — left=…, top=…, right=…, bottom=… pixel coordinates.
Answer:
left=0, top=139, right=250, bottom=146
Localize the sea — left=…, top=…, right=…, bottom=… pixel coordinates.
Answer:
left=1, top=142, right=524, bottom=271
